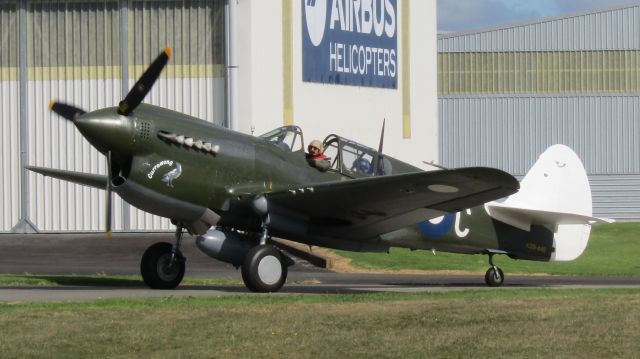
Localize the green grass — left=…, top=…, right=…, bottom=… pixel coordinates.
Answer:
left=0, top=274, right=242, bottom=287
left=336, top=222, right=640, bottom=276
left=1, top=289, right=639, bottom=358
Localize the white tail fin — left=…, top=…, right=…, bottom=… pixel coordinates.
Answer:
left=485, top=145, right=613, bottom=261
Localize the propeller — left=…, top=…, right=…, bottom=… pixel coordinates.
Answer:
left=118, top=47, right=172, bottom=116
left=105, top=151, right=113, bottom=238
left=49, top=101, right=86, bottom=121
left=48, top=47, right=173, bottom=237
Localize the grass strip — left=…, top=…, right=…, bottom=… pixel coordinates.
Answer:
left=0, top=288, right=638, bottom=358
left=0, top=274, right=242, bottom=287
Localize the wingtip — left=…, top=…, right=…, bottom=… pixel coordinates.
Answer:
left=164, top=47, right=173, bottom=57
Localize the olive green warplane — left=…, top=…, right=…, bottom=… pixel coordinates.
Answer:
left=28, top=49, right=610, bottom=292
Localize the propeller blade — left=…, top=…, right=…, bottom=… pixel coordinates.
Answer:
left=118, top=47, right=172, bottom=116
left=49, top=101, right=86, bottom=121
left=105, top=151, right=113, bottom=238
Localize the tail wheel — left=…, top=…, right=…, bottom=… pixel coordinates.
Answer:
left=140, top=242, right=185, bottom=289
left=241, top=245, right=288, bottom=293
left=484, top=266, right=505, bottom=287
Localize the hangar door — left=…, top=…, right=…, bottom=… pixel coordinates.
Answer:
left=3, top=0, right=226, bottom=232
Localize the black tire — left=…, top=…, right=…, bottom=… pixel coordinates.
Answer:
left=484, top=266, right=505, bottom=287
left=241, top=245, right=287, bottom=293
left=140, top=242, right=185, bottom=289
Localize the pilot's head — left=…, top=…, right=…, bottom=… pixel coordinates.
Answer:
left=308, top=140, right=323, bottom=154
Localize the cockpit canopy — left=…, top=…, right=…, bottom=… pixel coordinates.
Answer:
left=260, top=126, right=418, bottom=177
left=259, top=125, right=304, bottom=152
left=322, top=135, right=392, bottom=177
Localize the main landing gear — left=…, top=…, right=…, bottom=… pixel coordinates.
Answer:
left=140, top=225, right=186, bottom=289
left=240, top=219, right=289, bottom=293
left=140, top=219, right=290, bottom=292
left=484, top=253, right=505, bottom=287
left=241, top=244, right=288, bottom=292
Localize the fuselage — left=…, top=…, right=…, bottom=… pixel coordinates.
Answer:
left=77, top=104, right=550, bottom=262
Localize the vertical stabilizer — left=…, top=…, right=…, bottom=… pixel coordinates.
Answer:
left=485, top=145, right=611, bottom=261
left=509, top=145, right=592, bottom=217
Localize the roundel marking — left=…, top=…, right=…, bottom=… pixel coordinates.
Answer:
left=418, top=213, right=455, bottom=238
left=304, top=0, right=327, bottom=47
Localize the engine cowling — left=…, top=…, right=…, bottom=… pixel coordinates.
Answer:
left=195, top=228, right=254, bottom=267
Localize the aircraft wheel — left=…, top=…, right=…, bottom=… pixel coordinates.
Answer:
left=484, top=266, right=505, bottom=287
left=241, top=245, right=288, bottom=293
left=140, top=242, right=185, bottom=289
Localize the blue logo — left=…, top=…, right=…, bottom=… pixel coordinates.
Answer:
left=418, top=214, right=455, bottom=239
left=304, top=0, right=327, bottom=46
left=302, top=0, right=398, bottom=89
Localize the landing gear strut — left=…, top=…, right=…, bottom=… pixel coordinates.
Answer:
left=140, top=225, right=186, bottom=289
left=484, top=253, right=504, bottom=287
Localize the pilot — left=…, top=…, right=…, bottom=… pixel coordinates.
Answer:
left=352, top=157, right=372, bottom=174
left=306, top=140, right=330, bottom=171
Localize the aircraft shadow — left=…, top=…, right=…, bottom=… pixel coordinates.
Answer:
left=2, top=275, right=540, bottom=295
left=7, top=275, right=145, bottom=288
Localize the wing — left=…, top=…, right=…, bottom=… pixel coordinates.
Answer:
left=265, top=167, right=519, bottom=240
left=26, top=166, right=107, bottom=189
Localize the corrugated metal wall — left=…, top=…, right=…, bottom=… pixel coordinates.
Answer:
left=591, top=175, right=640, bottom=219
left=0, top=2, right=21, bottom=231
left=438, top=4, right=640, bottom=219
left=27, top=0, right=124, bottom=232
left=438, top=51, right=640, bottom=95
left=439, top=95, right=640, bottom=219
left=1, top=0, right=226, bottom=232
left=440, top=95, right=640, bottom=175
left=438, top=5, right=640, bottom=52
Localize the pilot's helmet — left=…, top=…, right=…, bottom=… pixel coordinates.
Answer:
left=308, top=140, right=324, bottom=152
left=353, top=158, right=372, bottom=174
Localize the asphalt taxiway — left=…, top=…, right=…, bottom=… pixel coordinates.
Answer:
left=1, top=233, right=639, bottom=302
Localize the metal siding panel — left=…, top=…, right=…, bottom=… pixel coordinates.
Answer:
left=636, top=7, right=640, bottom=48
left=440, top=97, right=640, bottom=219
left=0, top=0, right=226, bottom=232
left=25, top=1, right=123, bottom=232
left=590, top=175, right=640, bottom=219
left=0, top=2, right=20, bottom=231
left=0, top=80, right=20, bottom=232
left=438, top=6, right=640, bottom=51
left=440, top=95, right=640, bottom=175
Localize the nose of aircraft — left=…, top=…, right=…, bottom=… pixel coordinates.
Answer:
left=74, top=108, right=135, bottom=155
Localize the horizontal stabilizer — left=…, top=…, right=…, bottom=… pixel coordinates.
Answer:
left=485, top=202, right=614, bottom=232
left=26, top=166, right=107, bottom=190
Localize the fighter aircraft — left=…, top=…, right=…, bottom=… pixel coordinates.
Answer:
left=27, top=48, right=610, bottom=292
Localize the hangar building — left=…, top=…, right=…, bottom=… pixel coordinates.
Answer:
left=438, top=4, right=640, bottom=220
left=1, top=0, right=437, bottom=233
